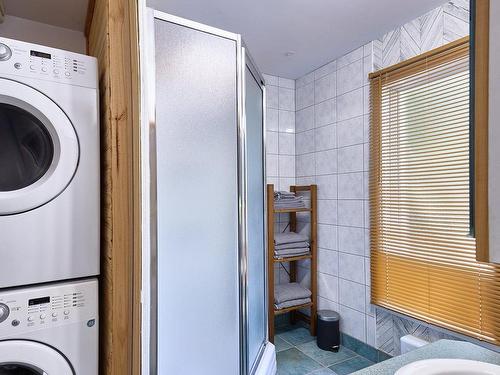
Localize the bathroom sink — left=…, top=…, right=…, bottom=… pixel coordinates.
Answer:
left=395, top=359, right=500, bottom=375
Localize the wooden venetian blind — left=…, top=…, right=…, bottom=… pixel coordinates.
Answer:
left=369, top=37, right=500, bottom=344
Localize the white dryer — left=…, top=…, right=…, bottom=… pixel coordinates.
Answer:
left=0, top=37, right=99, bottom=288
left=0, top=278, right=98, bottom=374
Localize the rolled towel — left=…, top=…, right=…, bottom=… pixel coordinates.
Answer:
left=274, top=232, right=309, bottom=246
left=274, top=282, right=311, bottom=305
left=275, top=241, right=310, bottom=250
left=275, top=297, right=311, bottom=310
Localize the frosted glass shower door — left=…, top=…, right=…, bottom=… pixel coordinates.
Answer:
left=245, top=61, right=267, bottom=372
left=153, top=16, right=240, bottom=375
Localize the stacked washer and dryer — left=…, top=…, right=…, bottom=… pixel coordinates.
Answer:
left=0, top=37, right=100, bottom=374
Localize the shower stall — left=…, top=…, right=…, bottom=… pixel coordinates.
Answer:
left=140, top=9, right=275, bottom=375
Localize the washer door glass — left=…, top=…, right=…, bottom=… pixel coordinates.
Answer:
left=0, top=364, right=44, bottom=374
left=0, top=103, right=54, bottom=191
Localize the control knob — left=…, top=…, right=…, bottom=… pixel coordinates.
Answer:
left=0, top=303, right=10, bottom=323
left=0, top=43, right=12, bottom=61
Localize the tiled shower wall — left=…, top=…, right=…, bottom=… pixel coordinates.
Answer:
left=289, top=0, right=471, bottom=353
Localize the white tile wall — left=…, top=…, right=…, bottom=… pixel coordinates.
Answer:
left=318, top=248, right=339, bottom=276
left=315, top=73, right=336, bottom=102
left=337, top=117, right=364, bottom=148
left=315, top=149, right=337, bottom=176
left=337, top=88, right=364, bottom=122
left=340, top=305, right=366, bottom=342
left=264, top=73, right=297, bottom=286
left=338, top=144, right=364, bottom=173
left=279, top=87, right=296, bottom=111
left=318, top=224, right=337, bottom=250
left=338, top=173, right=363, bottom=199
left=279, top=110, right=295, bottom=133
left=294, top=42, right=373, bottom=342
left=266, top=108, right=279, bottom=131
left=296, top=106, right=315, bottom=132
left=337, top=59, right=363, bottom=95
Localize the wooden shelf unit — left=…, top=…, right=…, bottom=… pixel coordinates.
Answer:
left=267, top=184, right=318, bottom=342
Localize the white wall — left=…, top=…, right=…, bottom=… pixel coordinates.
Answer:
left=0, top=15, right=86, bottom=53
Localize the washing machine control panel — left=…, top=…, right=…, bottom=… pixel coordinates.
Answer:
left=0, top=36, right=97, bottom=89
left=0, top=279, right=98, bottom=336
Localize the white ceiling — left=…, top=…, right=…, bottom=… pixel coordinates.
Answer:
left=148, top=0, right=448, bottom=78
left=3, top=0, right=89, bottom=32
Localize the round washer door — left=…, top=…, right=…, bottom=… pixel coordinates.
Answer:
left=0, top=340, right=74, bottom=374
left=0, top=78, right=79, bottom=215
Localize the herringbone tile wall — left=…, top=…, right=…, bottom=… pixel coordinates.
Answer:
left=376, top=311, right=460, bottom=356
left=375, top=0, right=469, bottom=70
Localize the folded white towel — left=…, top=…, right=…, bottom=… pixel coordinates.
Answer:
left=275, top=203, right=306, bottom=209
left=274, top=232, right=309, bottom=246
left=274, top=191, right=306, bottom=210
left=274, top=282, right=311, bottom=305
left=274, top=247, right=310, bottom=256
left=275, top=241, right=310, bottom=250
left=275, top=297, right=311, bottom=310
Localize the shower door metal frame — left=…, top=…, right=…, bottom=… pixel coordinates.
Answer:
left=241, top=45, right=270, bottom=375
left=139, top=8, right=269, bottom=375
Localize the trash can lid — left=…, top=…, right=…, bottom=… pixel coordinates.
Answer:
left=317, top=310, right=340, bottom=322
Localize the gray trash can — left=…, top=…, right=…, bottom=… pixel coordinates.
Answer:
left=317, top=310, right=340, bottom=351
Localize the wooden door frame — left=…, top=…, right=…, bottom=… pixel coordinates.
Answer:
left=86, top=0, right=142, bottom=374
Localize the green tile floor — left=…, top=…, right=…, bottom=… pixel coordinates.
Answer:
left=275, top=326, right=377, bottom=375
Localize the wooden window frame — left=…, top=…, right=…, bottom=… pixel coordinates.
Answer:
left=471, top=0, right=490, bottom=262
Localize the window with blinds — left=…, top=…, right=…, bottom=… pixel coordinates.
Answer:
left=369, top=37, right=500, bottom=344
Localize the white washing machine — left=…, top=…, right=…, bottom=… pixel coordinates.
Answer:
left=0, top=278, right=98, bottom=374
left=0, top=37, right=99, bottom=288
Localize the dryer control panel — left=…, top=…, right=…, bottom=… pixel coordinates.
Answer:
left=0, top=36, right=98, bottom=89
left=0, top=278, right=98, bottom=336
